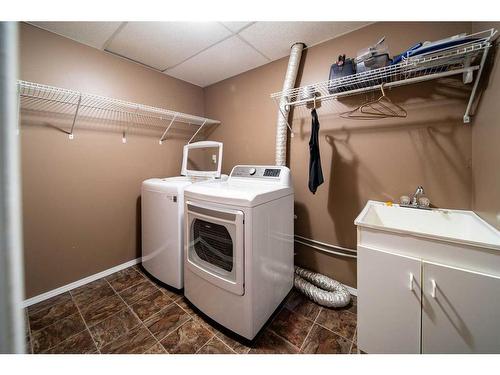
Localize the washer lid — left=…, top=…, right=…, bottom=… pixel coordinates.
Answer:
left=142, top=177, right=193, bottom=193
left=181, top=141, right=223, bottom=178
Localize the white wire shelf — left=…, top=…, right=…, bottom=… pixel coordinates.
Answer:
left=17, top=80, right=221, bottom=143
left=271, top=29, right=497, bottom=123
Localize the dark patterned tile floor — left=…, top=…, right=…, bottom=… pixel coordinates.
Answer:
left=25, top=265, right=358, bottom=354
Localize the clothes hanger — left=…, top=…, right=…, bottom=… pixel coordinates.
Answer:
left=340, top=83, right=407, bottom=120
left=360, top=84, right=407, bottom=118
left=340, top=88, right=387, bottom=120
left=340, top=101, right=388, bottom=120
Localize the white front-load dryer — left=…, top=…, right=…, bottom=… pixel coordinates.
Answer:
left=141, top=141, right=224, bottom=289
left=183, top=165, right=294, bottom=339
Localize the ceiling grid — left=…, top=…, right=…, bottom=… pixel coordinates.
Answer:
left=28, top=21, right=370, bottom=87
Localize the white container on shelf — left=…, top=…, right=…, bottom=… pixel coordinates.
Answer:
left=355, top=37, right=389, bottom=64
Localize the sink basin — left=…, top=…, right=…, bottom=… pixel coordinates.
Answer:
left=355, top=200, right=500, bottom=251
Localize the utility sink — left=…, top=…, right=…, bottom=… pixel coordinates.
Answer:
left=355, top=201, right=500, bottom=354
left=355, top=200, right=500, bottom=250
left=355, top=200, right=500, bottom=277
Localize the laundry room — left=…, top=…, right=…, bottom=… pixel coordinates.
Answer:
left=1, top=1, right=500, bottom=370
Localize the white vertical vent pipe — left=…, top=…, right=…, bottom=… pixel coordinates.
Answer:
left=275, top=44, right=350, bottom=308
left=275, top=42, right=305, bottom=166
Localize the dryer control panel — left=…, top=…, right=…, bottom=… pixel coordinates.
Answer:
left=229, top=165, right=291, bottom=186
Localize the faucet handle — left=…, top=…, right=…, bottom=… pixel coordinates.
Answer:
left=400, top=195, right=411, bottom=205
left=418, top=196, right=430, bottom=208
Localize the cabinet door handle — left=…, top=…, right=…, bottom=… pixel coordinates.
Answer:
left=409, top=273, right=414, bottom=291
left=431, top=279, right=437, bottom=298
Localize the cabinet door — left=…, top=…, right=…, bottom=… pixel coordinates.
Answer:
left=422, top=261, right=500, bottom=353
left=358, top=246, right=422, bottom=353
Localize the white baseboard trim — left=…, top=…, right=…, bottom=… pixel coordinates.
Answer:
left=23, top=256, right=356, bottom=307
left=23, top=258, right=141, bottom=308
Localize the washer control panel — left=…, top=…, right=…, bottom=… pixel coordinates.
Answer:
left=231, top=166, right=282, bottom=179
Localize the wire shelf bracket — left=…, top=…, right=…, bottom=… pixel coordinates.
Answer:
left=68, top=94, right=82, bottom=140
left=17, top=80, right=221, bottom=142
left=463, top=43, right=491, bottom=123
left=188, top=119, right=207, bottom=144
left=270, top=29, right=498, bottom=125
left=159, top=114, right=178, bottom=145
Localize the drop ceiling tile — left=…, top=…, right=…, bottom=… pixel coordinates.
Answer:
left=239, top=21, right=371, bottom=60
left=165, top=36, right=268, bottom=87
left=106, top=22, right=232, bottom=70
left=28, top=22, right=122, bottom=49
left=221, top=22, right=254, bottom=33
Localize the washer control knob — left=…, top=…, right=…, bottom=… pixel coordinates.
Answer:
left=248, top=167, right=256, bottom=175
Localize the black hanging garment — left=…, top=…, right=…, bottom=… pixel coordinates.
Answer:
left=308, top=108, right=324, bottom=194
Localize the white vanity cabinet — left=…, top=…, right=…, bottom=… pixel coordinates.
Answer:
left=358, top=246, right=500, bottom=354
left=421, top=261, right=500, bottom=353
left=358, top=246, right=422, bottom=354
left=355, top=201, right=500, bottom=354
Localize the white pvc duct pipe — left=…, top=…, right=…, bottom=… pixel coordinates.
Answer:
left=275, top=42, right=305, bottom=166
left=275, top=44, right=349, bottom=308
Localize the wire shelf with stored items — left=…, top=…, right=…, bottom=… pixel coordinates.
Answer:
left=270, top=29, right=497, bottom=123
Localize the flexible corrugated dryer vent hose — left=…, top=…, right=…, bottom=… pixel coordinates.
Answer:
left=294, top=266, right=351, bottom=308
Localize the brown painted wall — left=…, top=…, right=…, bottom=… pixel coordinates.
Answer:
left=471, top=22, right=500, bottom=229
left=22, top=21, right=494, bottom=297
left=20, top=23, right=206, bottom=298
left=204, top=22, right=474, bottom=288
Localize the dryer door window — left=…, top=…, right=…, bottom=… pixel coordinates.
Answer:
left=192, top=218, right=233, bottom=272
left=186, top=201, right=244, bottom=296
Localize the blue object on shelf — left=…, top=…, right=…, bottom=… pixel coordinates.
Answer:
left=392, top=35, right=480, bottom=65
left=405, top=38, right=479, bottom=59
left=392, top=42, right=422, bottom=65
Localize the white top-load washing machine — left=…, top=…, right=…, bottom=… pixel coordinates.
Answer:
left=141, top=141, right=223, bottom=289
left=183, top=165, right=294, bottom=339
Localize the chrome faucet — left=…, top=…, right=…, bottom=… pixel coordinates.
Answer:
left=412, top=186, right=425, bottom=206
left=400, top=185, right=430, bottom=209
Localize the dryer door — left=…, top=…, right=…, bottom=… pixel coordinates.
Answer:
left=186, top=201, right=244, bottom=295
